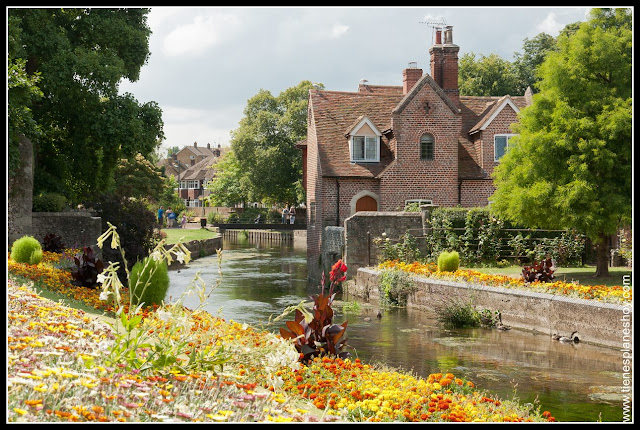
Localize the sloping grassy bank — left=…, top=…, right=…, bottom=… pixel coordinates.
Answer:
left=7, top=253, right=558, bottom=423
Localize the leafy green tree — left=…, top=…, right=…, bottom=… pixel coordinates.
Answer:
left=205, top=151, right=251, bottom=207
left=8, top=57, right=43, bottom=178
left=113, top=153, right=166, bottom=201
left=512, top=33, right=557, bottom=94
left=8, top=8, right=164, bottom=202
left=458, top=53, right=519, bottom=96
left=490, top=8, right=632, bottom=277
left=230, top=80, right=322, bottom=205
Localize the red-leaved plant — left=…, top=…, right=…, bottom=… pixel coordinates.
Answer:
left=279, top=259, right=350, bottom=363
left=521, top=257, right=555, bottom=283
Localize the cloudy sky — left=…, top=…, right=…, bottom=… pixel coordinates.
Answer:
left=118, top=6, right=593, bottom=154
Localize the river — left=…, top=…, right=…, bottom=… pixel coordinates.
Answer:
left=165, top=238, right=627, bottom=422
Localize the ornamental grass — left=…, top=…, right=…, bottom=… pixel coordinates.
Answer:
left=379, top=260, right=631, bottom=304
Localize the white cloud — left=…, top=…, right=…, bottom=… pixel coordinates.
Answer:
left=161, top=105, right=241, bottom=148
left=331, top=23, right=350, bottom=39
left=162, top=12, right=241, bottom=57
left=536, top=12, right=564, bottom=36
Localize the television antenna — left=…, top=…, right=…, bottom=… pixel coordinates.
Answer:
left=419, top=17, right=447, bottom=44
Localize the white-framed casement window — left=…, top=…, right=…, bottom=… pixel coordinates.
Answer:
left=351, top=135, right=379, bottom=162
left=494, top=134, right=516, bottom=161
left=187, top=180, right=200, bottom=189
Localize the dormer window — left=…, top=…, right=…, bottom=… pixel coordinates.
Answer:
left=347, top=116, right=381, bottom=163
left=351, top=136, right=379, bottom=162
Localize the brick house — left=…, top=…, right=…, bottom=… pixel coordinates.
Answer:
left=300, top=26, right=533, bottom=269
left=158, top=142, right=227, bottom=207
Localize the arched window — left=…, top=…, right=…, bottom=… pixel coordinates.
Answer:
left=420, top=134, right=434, bottom=160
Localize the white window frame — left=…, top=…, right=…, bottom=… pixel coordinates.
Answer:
left=179, top=181, right=187, bottom=189
left=187, top=180, right=200, bottom=189
left=494, top=134, right=516, bottom=162
left=350, top=135, right=380, bottom=163
left=348, top=117, right=381, bottom=163
left=404, top=199, right=433, bottom=208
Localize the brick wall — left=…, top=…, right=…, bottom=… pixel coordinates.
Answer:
left=460, top=179, right=495, bottom=207
left=381, top=88, right=461, bottom=209
left=480, top=104, right=519, bottom=175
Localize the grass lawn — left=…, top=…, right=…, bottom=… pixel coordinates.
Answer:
left=463, top=265, right=632, bottom=288
left=161, top=227, right=219, bottom=244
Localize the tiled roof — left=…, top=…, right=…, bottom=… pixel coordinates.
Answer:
left=178, top=155, right=221, bottom=181
left=310, top=89, right=402, bottom=178
left=461, top=95, right=530, bottom=135
left=310, top=80, right=532, bottom=180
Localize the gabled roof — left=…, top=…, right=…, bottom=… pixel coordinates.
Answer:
left=178, top=155, right=222, bottom=182
left=309, top=89, right=402, bottom=178
left=467, top=95, right=521, bottom=134
left=392, top=73, right=461, bottom=116
left=344, top=116, right=382, bottom=137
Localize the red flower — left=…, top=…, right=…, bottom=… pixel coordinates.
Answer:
left=330, top=259, right=347, bottom=282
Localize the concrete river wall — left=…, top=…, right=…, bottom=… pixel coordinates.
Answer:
left=348, top=268, right=631, bottom=349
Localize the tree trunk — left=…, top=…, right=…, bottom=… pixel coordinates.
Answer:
left=594, top=233, right=610, bottom=277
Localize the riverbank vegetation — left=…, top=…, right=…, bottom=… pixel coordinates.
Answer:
left=378, top=260, right=631, bottom=304
left=8, top=233, right=558, bottom=423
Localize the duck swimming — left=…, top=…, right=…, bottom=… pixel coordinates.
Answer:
left=558, top=331, right=579, bottom=343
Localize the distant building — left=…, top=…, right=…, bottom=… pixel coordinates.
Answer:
left=157, top=142, right=227, bottom=207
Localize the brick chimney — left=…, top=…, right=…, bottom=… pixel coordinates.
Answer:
left=193, top=141, right=198, bottom=148
left=430, top=26, right=460, bottom=106
left=402, top=62, right=423, bottom=95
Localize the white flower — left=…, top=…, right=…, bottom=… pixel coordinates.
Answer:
left=156, top=309, right=171, bottom=322
left=96, top=273, right=108, bottom=285
left=150, top=250, right=163, bottom=262
left=175, top=250, right=186, bottom=264
left=99, top=290, right=112, bottom=301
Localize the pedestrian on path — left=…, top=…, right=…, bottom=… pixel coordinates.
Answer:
left=166, top=208, right=175, bottom=228
left=282, top=206, right=289, bottom=224
left=181, top=213, right=187, bottom=228
left=157, top=206, right=164, bottom=226
left=289, top=206, right=296, bottom=224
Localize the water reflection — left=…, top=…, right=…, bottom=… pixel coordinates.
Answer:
left=166, top=239, right=627, bottom=422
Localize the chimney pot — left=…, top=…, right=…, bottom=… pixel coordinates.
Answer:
left=444, top=26, right=453, bottom=44
left=207, top=143, right=210, bottom=149
left=435, top=27, right=442, bottom=45
left=194, top=142, right=197, bottom=148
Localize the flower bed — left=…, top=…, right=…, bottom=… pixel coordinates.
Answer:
left=379, top=260, right=631, bottom=304
left=8, top=254, right=557, bottom=422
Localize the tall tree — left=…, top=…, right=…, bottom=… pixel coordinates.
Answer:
left=8, top=8, right=164, bottom=202
left=512, top=32, right=557, bottom=94
left=229, top=80, right=322, bottom=206
left=490, top=8, right=632, bottom=277
left=458, top=53, right=519, bottom=96
left=205, top=151, right=251, bottom=207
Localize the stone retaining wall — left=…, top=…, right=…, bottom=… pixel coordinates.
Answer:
left=31, top=211, right=103, bottom=252
left=165, top=236, right=223, bottom=269
left=349, top=268, right=631, bottom=349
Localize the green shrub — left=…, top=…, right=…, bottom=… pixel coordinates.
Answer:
left=29, top=248, right=44, bottom=265
left=10, top=236, right=43, bottom=264
left=129, top=256, right=170, bottom=307
left=207, top=211, right=226, bottom=224
left=378, top=269, right=416, bottom=307
left=85, top=193, right=162, bottom=283
left=435, top=298, right=480, bottom=328
left=437, top=251, right=460, bottom=272
left=32, top=193, right=67, bottom=212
